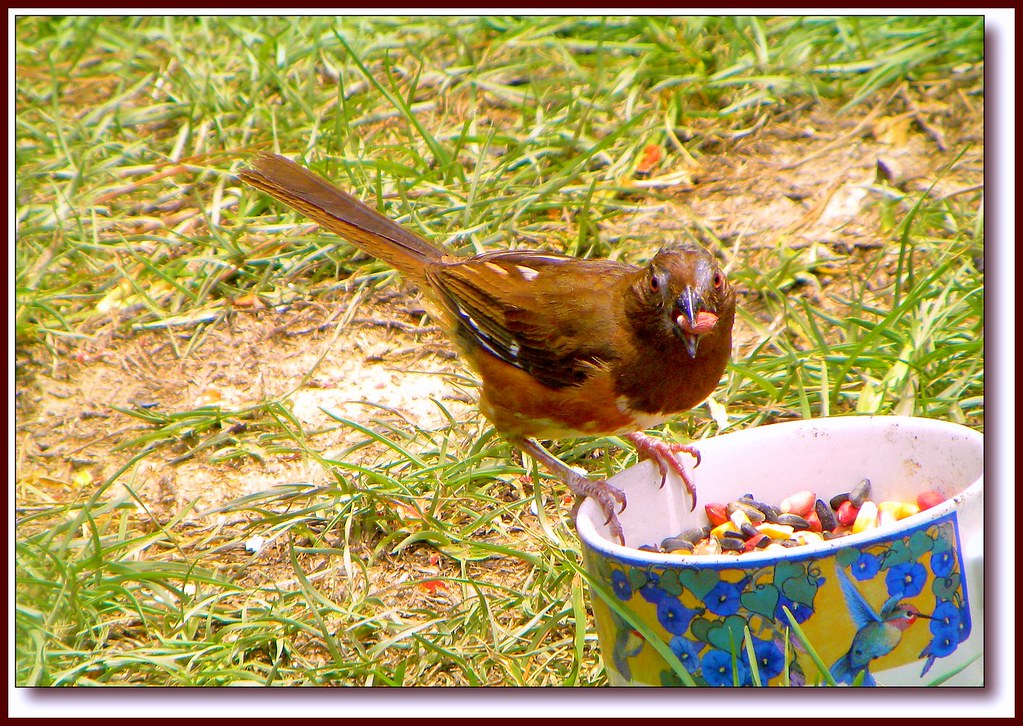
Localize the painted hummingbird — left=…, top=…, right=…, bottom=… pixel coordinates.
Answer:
left=608, top=609, right=645, bottom=681
left=829, top=568, right=932, bottom=686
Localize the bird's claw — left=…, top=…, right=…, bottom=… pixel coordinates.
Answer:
left=624, top=432, right=700, bottom=511
left=596, top=483, right=628, bottom=544
left=515, top=438, right=629, bottom=543
left=565, top=474, right=628, bottom=544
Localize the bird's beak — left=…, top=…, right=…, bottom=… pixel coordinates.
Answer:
left=675, top=287, right=702, bottom=358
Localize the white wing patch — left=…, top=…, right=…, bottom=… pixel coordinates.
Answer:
left=483, top=261, right=510, bottom=276
left=515, top=265, right=540, bottom=281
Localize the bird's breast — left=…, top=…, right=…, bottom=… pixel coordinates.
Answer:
left=470, top=348, right=660, bottom=440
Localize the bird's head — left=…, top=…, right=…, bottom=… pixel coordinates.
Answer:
left=635, top=243, right=735, bottom=358
left=884, top=602, right=932, bottom=631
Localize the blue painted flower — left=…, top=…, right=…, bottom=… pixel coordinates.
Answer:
left=705, top=580, right=742, bottom=616
left=701, top=648, right=751, bottom=687
left=657, top=596, right=698, bottom=635
left=885, top=561, right=927, bottom=598
left=929, top=548, right=955, bottom=579
left=775, top=593, right=814, bottom=623
left=929, top=599, right=961, bottom=640
left=639, top=574, right=667, bottom=604
left=611, top=570, right=632, bottom=601
left=851, top=552, right=882, bottom=581
left=919, top=595, right=970, bottom=673
left=956, top=601, right=972, bottom=643
left=669, top=635, right=703, bottom=673
left=747, top=636, right=785, bottom=681
left=927, top=630, right=958, bottom=658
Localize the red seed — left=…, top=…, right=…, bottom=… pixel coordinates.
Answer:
left=917, top=490, right=946, bottom=511
left=780, top=490, right=816, bottom=517
left=836, top=500, right=860, bottom=527
left=705, top=502, right=728, bottom=527
left=743, top=533, right=769, bottom=552
left=806, top=509, right=823, bottom=533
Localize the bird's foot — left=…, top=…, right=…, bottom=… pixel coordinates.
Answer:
left=623, top=432, right=700, bottom=510
left=517, top=437, right=628, bottom=544
left=561, top=470, right=628, bottom=544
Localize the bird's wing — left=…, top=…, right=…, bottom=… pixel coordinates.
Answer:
left=427, top=251, right=632, bottom=389
left=836, top=568, right=882, bottom=630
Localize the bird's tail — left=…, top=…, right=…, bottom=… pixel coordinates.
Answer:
left=238, top=152, right=446, bottom=284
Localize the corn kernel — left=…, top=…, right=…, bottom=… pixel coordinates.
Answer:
left=877, top=500, right=903, bottom=516
left=780, top=490, right=816, bottom=517
left=898, top=502, right=921, bottom=519
left=693, top=538, right=722, bottom=556
left=710, top=522, right=739, bottom=540
left=852, top=500, right=879, bottom=533
left=792, top=530, right=824, bottom=546
left=756, top=522, right=795, bottom=540
left=729, top=509, right=752, bottom=530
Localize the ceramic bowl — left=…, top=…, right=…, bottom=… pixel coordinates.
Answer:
left=577, top=416, right=983, bottom=687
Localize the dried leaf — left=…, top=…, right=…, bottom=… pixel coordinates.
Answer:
left=635, top=143, right=664, bottom=175
left=233, top=292, right=265, bottom=310
left=872, top=114, right=912, bottom=146
left=420, top=579, right=448, bottom=595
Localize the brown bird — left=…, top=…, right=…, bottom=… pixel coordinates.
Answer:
left=238, top=152, right=735, bottom=543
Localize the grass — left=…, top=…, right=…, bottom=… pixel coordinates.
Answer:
left=14, top=15, right=984, bottom=688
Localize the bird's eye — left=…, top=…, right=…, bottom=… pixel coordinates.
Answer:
left=649, top=271, right=664, bottom=293
left=713, top=271, right=725, bottom=289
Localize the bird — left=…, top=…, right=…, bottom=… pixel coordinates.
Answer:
left=609, top=609, right=646, bottom=681
left=238, top=152, right=735, bottom=544
left=829, top=568, right=932, bottom=686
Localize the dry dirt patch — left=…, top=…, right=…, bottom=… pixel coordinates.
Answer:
left=15, top=291, right=473, bottom=518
